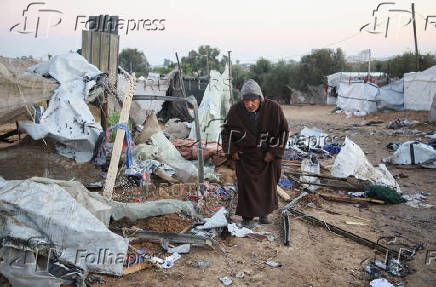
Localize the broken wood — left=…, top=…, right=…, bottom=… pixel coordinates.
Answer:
left=122, top=262, right=152, bottom=275
left=124, top=229, right=213, bottom=247
left=277, top=186, right=291, bottom=201
left=318, top=192, right=385, bottom=204
left=281, top=160, right=301, bottom=166
left=103, top=74, right=136, bottom=199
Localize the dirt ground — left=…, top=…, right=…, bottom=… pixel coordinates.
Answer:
left=1, top=106, right=435, bottom=287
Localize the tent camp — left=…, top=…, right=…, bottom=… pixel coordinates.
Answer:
left=326, top=72, right=386, bottom=106
left=404, top=65, right=436, bottom=111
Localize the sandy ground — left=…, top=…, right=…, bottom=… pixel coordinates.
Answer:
left=0, top=106, right=435, bottom=287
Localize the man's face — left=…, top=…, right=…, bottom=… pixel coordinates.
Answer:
left=243, top=97, right=261, bottom=112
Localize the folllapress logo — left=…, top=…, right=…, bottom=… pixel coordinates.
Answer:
left=9, top=2, right=63, bottom=38
left=9, top=2, right=166, bottom=38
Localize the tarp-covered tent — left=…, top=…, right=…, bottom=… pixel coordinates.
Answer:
left=336, top=82, right=379, bottom=114
left=404, top=65, right=436, bottom=111
left=376, top=78, right=404, bottom=111
left=0, top=57, right=58, bottom=124
left=327, top=72, right=385, bottom=106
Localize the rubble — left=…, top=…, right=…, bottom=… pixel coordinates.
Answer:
left=19, top=52, right=104, bottom=163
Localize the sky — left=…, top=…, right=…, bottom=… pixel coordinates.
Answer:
left=0, top=0, right=435, bottom=65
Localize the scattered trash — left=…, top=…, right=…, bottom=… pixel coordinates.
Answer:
left=387, top=142, right=401, bottom=151
left=300, top=157, right=320, bottom=192
left=235, top=272, right=245, bottom=278
left=267, top=235, right=276, bottom=242
left=196, top=207, right=228, bottom=230
left=402, top=192, right=433, bottom=208
left=161, top=239, right=191, bottom=254
left=192, top=261, right=211, bottom=268
left=386, top=118, right=419, bottom=129
left=323, top=142, right=342, bottom=154
left=219, top=276, right=233, bottom=286
left=153, top=252, right=181, bottom=269
left=370, top=278, right=395, bottom=287
left=172, top=138, right=226, bottom=166
left=265, top=260, right=282, bottom=268
left=278, top=178, right=293, bottom=188
left=331, top=138, right=400, bottom=192
left=164, top=118, right=191, bottom=140
left=227, top=223, right=254, bottom=238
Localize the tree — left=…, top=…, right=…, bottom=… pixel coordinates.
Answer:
left=181, top=45, right=226, bottom=76
left=119, top=48, right=151, bottom=77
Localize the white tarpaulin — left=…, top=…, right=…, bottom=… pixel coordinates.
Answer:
left=189, top=65, right=230, bottom=142
left=383, top=141, right=436, bottom=168
left=404, top=65, right=436, bottom=111
left=336, top=82, right=378, bottom=114
left=376, top=79, right=404, bottom=111
left=19, top=52, right=103, bottom=162
left=0, top=177, right=128, bottom=276
left=331, top=138, right=400, bottom=191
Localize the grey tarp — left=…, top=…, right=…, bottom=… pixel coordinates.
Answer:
left=0, top=56, right=58, bottom=124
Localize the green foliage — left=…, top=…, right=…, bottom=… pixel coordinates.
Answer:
left=107, top=112, right=133, bottom=143
left=181, top=45, right=228, bottom=76
left=119, top=48, right=151, bottom=77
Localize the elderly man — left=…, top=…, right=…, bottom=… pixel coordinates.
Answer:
left=221, top=79, right=289, bottom=226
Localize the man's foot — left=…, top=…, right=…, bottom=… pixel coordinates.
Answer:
left=259, top=215, right=272, bottom=224
left=241, top=217, right=254, bottom=228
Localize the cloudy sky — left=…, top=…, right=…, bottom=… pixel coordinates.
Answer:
left=1, top=0, right=435, bottom=65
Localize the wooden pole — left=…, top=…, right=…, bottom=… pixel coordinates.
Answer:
left=227, top=50, right=233, bottom=105
left=103, top=73, right=136, bottom=199
left=411, top=3, right=420, bottom=71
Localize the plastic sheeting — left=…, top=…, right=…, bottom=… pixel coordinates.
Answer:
left=429, top=94, right=436, bottom=122
left=109, top=199, right=200, bottom=221
left=337, top=83, right=377, bottom=114
left=376, top=79, right=404, bottom=111
left=336, top=82, right=378, bottom=115
left=189, top=65, right=231, bottom=142
left=404, top=65, right=436, bottom=111
left=300, top=158, right=320, bottom=192
left=331, top=138, right=400, bottom=191
left=0, top=177, right=128, bottom=276
left=383, top=141, right=436, bottom=168
left=19, top=52, right=102, bottom=162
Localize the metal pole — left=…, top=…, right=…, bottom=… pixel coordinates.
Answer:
left=368, top=49, right=371, bottom=74
left=227, top=51, right=233, bottom=105
left=175, top=52, right=187, bottom=97
left=411, top=3, right=420, bottom=71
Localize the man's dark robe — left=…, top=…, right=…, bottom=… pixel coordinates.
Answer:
left=221, top=99, right=289, bottom=217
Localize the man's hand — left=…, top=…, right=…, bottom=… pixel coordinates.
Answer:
left=232, top=152, right=240, bottom=160
left=264, top=151, right=274, bottom=163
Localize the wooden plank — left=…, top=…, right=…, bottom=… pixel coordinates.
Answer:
left=277, top=186, right=291, bottom=202
left=99, top=32, right=111, bottom=72
left=90, top=31, right=102, bottom=67
left=81, top=30, right=91, bottom=61
left=108, top=34, right=119, bottom=85
left=103, top=74, right=136, bottom=199
left=318, top=192, right=385, bottom=204
left=122, top=262, right=152, bottom=275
